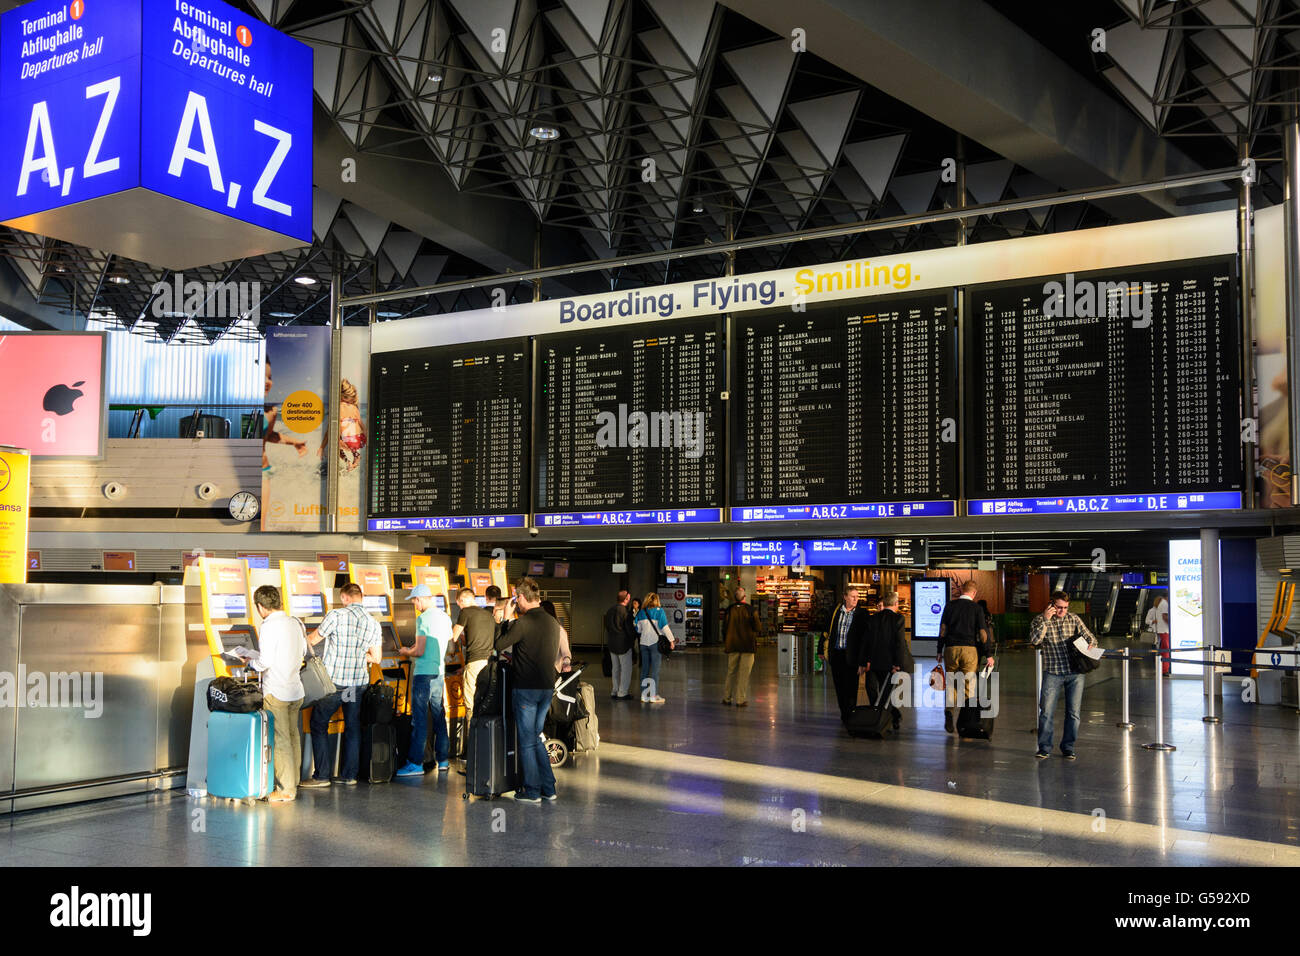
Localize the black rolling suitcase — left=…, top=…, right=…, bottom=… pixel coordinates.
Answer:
left=360, top=679, right=399, bottom=782
left=956, top=667, right=995, bottom=740
left=844, top=672, right=894, bottom=739
left=464, top=656, right=519, bottom=799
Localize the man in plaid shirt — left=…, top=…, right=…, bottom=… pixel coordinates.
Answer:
left=301, top=583, right=382, bottom=787
left=1029, top=590, right=1096, bottom=760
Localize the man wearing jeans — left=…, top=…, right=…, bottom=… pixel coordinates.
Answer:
left=252, top=585, right=305, bottom=803
left=1030, top=590, right=1097, bottom=760
left=396, top=584, right=451, bottom=777
left=301, top=583, right=382, bottom=787
left=494, top=576, right=560, bottom=804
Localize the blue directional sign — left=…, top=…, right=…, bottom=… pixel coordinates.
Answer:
left=536, top=508, right=722, bottom=528
left=666, top=539, right=879, bottom=568
left=1, top=0, right=311, bottom=263
left=731, top=500, right=956, bottom=522
left=967, top=491, right=1242, bottom=516
left=367, top=514, right=528, bottom=532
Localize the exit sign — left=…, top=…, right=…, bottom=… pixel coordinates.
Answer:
left=0, top=0, right=312, bottom=268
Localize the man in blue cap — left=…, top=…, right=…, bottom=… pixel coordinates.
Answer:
left=396, top=584, right=451, bottom=776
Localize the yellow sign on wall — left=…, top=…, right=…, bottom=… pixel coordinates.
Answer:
left=0, top=447, right=31, bottom=584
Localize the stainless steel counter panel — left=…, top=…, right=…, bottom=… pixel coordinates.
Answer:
left=0, top=584, right=212, bottom=813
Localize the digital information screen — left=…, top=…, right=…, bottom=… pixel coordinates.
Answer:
left=535, top=319, right=724, bottom=526
left=912, top=579, right=949, bottom=639
left=967, top=258, right=1243, bottom=515
left=368, top=338, right=530, bottom=531
left=732, top=293, right=958, bottom=522
left=290, top=594, right=324, bottom=617
left=362, top=594, right=390, bottom=616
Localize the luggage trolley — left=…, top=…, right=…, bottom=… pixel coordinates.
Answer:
left=544, top=662, right=589, bottom=768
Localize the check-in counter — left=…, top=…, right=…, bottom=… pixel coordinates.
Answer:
left=0, top=584, right=211, bottom=814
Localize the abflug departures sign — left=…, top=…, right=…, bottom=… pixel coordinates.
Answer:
left=0, top=0, right=311, bottom=242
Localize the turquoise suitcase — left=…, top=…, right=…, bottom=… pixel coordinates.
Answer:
left=207, top=710, right=274, bottom=800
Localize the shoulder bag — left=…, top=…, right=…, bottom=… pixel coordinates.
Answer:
left=298, top=619, right=337, bottom=708
left=648, top=614, right=674, bottom=657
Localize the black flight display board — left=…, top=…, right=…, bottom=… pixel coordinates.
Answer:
left=367, top=338, right=530, bottom=531
left=966, top=257, right=1242, bottom=516
left=731, top=292, right=958, bottom=522
left=534, top=317, right=724, bottom=526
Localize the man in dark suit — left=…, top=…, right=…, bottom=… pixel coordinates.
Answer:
left=827, top=587, right=863, bottom=721
left=856, top=590, right=911, bottom=730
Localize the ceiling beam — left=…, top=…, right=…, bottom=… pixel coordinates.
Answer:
left=719, top=0, right=1209, bottom=218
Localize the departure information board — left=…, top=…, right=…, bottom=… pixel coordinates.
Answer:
left=368, top=338, right=530, bottom=530
left=967, top=258, right=1242, bottom=515
left=535, top=318, right=724, bottom=526
left=732, top=293, right=958, bottom=521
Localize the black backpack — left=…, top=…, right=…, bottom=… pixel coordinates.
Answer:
left=206, top=676, right=262, bottom=713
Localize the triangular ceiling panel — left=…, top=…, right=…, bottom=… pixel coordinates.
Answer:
left=842, top=134, right=906, bottom=202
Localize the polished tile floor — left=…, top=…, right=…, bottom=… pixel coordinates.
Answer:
left=4, top=642, right=1300, bottom=866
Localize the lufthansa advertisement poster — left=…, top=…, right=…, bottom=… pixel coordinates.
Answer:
left=0, top=446, right=31, bottom=584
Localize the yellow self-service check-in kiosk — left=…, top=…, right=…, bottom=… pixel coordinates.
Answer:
left=352, top=563, right=413, bottom=714
left=282, top=560, right=343, bottom=778
left=489, top=557, right=508, bottom=596
left=198, top=557, right=258, bottom=678
left=186, top=556, right=256, bottom=796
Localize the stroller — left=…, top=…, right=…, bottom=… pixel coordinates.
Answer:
left=544, top=662, right=595, bottom=767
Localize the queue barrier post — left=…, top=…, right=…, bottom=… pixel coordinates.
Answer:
left=1116, top=646, right=1134, bottom=730
left=1203, top=644, right=1222, bottom=724
left=1143, top=645, right=1176, bottom=752
left=1034, top=644, right=1043, bottom=733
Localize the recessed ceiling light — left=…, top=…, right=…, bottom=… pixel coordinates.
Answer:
left=269, top=311, right=294, bottom=318
left=108, top=275, right=130, bottom=284
left=161, top=311, right=186, bottom=319
left=692, top=201, right=704, bottom=213
left=529, top=125, right=560, bottom=141
left=378, top=310, right=402, bottom=318
left=426, top=70, right=443, bottom=84
left=293, top=276, right=317, bottom=286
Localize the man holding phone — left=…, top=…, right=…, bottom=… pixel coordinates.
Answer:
left=1030, top=590, right=1097, bottom=760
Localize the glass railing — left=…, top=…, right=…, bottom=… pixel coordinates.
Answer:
left=107, top=403, right=264, bottom=439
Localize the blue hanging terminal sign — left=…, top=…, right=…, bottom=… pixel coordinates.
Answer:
left=667, top=539, right=880, bottom=568
left=0, top=0, right=311, bottom=269
left=967, top=491, right=1242, bottom=516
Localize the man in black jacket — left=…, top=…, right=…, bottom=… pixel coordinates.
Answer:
left=826, top=587, right=863, bottom=721
left=603, top=590, right=637, bottom=700
left=494, top=577, right=561, bottom=804
left=936, top=580, right=993, bottom=734
left=856, top=590, right=911, bottom=730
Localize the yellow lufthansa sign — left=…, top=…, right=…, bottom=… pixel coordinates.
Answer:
left=0, top=447, right=31, bottom=584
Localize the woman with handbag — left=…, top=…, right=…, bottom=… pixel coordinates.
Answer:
left=634, top=593, right=674, bottom=703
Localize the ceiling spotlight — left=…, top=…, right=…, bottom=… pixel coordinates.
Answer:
left=293, top=276, right=317, bottom=286
left=269, top=311, right=294, bottom=318
left=692, top=201, right=704, bottom=213
left=529, top=125, right=560, bottom=141
left=426, top=69, right=443, bottom=84
left=377, top=310, right=402, bottom=318
left=53, top=265, right=67, bottom=273
left=108, top=275, right=130, bottom=284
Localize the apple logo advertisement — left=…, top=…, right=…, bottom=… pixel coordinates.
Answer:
left=43, top=382, right=86, bottom=416
left=0, top=334, right=104, bottom=457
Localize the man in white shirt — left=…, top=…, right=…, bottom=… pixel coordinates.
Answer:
left=254, top=585, right=306, bottom=803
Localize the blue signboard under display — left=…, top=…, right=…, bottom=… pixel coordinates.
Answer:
left=0, top=0, right=311, bottom=267
left=536, top=508, right=722, bottom=528
left=967, top=491, right=1242, bottom=516
left=731, top=500, right=956, bottom=522
left=368, top=514, right=528, bottom=532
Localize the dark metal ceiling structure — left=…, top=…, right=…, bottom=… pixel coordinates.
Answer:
left=0, top=0, right=1296, bottom=342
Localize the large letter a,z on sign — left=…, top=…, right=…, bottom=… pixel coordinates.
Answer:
left=0, top=0, right=311, bottom=270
